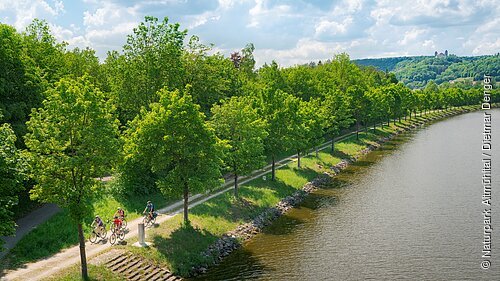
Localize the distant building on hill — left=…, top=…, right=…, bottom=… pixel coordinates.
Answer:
left=434, top=50, right=448, bottom=58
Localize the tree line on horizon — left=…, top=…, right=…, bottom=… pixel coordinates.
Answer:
left=1, top=16, right=499, bottom=279
left=355, top=54, right=500, bottom=89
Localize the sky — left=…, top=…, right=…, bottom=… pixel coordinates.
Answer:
left=0, top=0, right=499, bottom=67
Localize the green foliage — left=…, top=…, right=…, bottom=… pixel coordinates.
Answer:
left=123, top=86, right=222, bottom=222
left=259, top=88, right=301, bottom=179
left=25, top=76, right=120, bottom=223
left=0, top=121, right=26, bottom=250
left=23, top=19, right=67, bottom=85
left=106, top=16, right=188, bottom=123
left=210, top=96, right=267, bottom=194
left=0, top=24, right=44, bottom=147
left=354, top=57, right=412, bottom=71
left=183, top=36, right=240, bottom=115
left=321, top=89, right=352, bottom=140
left=355, top=54, right=500, bottom=89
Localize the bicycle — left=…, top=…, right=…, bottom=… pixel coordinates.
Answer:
left=143, top=211, right=157, bottom=228
left=109, top=224, right=125, bottom=245
left=89, top=223, right=107, bottom=243
left=120, top=215, right=127, bottom=229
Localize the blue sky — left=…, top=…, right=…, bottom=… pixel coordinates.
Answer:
left=0, top=0, right=498, bottom=66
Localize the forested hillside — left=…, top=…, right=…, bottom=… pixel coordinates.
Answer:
left=354, top=54, right=500, bottom=88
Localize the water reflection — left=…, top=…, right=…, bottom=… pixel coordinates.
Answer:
left=196, top=110, right=500, bottom=280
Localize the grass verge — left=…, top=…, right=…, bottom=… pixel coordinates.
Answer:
left=0, top=179, right=178, bottom=271
left=118, top=108, right=473, bottom=277
left=5, top=107, right=476, bottom=280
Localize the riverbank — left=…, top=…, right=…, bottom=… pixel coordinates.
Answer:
left=44, top=106, right=478, bottom=281
left=1, top=106, right=479, bottom=281
left=188, top=106, right=479, bottom=277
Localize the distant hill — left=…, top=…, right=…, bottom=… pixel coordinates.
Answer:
left=354, top=54, right=500, bottom=88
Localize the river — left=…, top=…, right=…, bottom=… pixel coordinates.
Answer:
left=196, top=109, right=500, bottom=281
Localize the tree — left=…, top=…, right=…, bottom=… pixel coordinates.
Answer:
left=23, top=19, right=67, bottom=85
left=321, top=89, right=352, bottom=153
left=240, top=43, right=256, bottom=79
left=294, top=99, right=323, bottom=166
left=107, top=16, right=187, bottom=123
left=123, top=86, right=222, bottom=224
left=183, top=36, right=240, bottom=115
left=25, top=76, right=120, bottom=280
left=0, top=23, right=44, bottom=147
left=347, top=85, right=368, bottom=140
left=0, top=119, right=25, bottom=250
left=211, top=96, right=267, bottom=197
left=259, top=89, right=300, bottom=180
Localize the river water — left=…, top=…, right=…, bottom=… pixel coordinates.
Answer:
left=196, top=109, right=500, bottom=281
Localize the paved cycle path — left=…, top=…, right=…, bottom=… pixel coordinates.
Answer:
left=1, top=109, right=451, bottom=280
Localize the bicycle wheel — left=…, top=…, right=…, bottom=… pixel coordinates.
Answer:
left=89, top=231, right=97, bottom=244
left=119, top=229, right=125, bottom=240
left=143, top=216, right=150, bottom=227
left=109, top=233, right=117, bottom=245
left=151, top=215, right=156, bottom=226
left=122, top=218, right=127, bottom=228
left=101, top=226, right=107, bottom=239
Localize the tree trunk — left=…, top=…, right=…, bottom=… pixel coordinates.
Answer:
left=399, top=116, right=401, bottom=123
left=297, top=150, right=301, bottom=168
left=356, top=119, right=360, bottom=140
left=271, top=155, right=276, bottom=181
left=331, top=138, right=335, bottom=154
left=373, top=122, right=376, bottom=133
left=183, top=183, right=189, bottom=224
left=77, top=223, right=89, bottom=281
left=315, top=146, right=319, bottom=158
left=234, top=174, right=238, bottom=198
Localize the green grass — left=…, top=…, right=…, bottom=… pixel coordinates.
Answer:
left=122, top=108, right=466, bottom=277
left=0, top=180, right=179, bottom=270
left=2, top=107, right=472, bottom=278
left=45, top=264, right=123, bottom=281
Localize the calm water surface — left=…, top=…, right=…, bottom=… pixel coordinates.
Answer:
left=196, top=109, right=500, bottom=281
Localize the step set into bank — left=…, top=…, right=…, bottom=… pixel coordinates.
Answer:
left=92, top=108, right=474, bottom=280
left=102, top=252, right=182, bottom=281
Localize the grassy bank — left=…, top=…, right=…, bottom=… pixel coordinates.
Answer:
left=110, top=108, right=474, bottom=278
left=0, top=180, right=177, bottom=270
left=5, top=106, right=476, bottom=279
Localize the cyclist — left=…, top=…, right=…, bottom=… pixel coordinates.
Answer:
left=91, top=215, right=104, bottom=234
left=114, top=207, right=125, bottom=220
left=143, top=200, right=156, bottom=220
left=112, top=215, right=122, bottom=232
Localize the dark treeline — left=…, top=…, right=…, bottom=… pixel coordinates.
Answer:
left=1, top=17, right=499, bottom=279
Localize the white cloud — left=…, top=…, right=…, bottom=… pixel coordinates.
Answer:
left=0, top=0, right=65, bottom=30
left=248, top=0, right=293, bottom=28
left=398, top=28, right=427, bottom=45
left=315, top=16, right=353, bottom=37
left=471, top=38, right=500, bottom=55
left=83, top=2, right=139, bottom=27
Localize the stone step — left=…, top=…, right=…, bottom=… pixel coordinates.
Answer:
left=123, top=258, right=144, bottom=276
left=107, top=254, right=129, bottom=268
left=143, top=268, right=163, bottom=280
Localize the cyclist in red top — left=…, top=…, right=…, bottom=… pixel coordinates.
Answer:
left=112, top=215, right=122, bottom=232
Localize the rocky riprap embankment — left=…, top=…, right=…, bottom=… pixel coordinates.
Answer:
left=190, top=108, right=472, bottom=277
